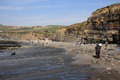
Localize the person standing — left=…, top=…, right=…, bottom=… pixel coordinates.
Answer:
left=105, top=41, right=108, bottom=50
left=95, top=43, right=102, bottom=58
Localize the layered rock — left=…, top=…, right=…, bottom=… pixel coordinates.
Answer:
left=87, top=3, right=120, bottom=30
left=84, top=3, right=120, bottom=43
left=54, top=28, right=67, bottom=41
left=54, top=3, right=120, bottom=43
left=54, top=22, right=86, bottom=42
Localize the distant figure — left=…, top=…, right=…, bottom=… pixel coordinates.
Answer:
left=78, top=41, right=82, bottom=45
left=95, top=43, right=102, bottom=58
left=38, top=40, right=40, bottom=44
left=45, top=38, right=48, bottom=42
left=76, top=41, right=80, bottom=45
left=11, top=52, right=16, bottom=55
left=105, top=41, right=108, bottom=50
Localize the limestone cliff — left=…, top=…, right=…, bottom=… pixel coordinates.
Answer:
left=83, top=3, right=120, bottom=43
left=86, top=3, right=120, bottom=30
left=54, top=22, right=86, bottom=42
left=55, top=3, right=120, bottom=43
left=54, top=28, right=66, bottom=41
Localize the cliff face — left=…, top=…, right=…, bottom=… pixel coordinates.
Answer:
left=54, top=22, right=86, bottom=42
left=83, top=3, right=120, bottom=43
left=54, top=28, right=66, bottom=41
left=55, top=3, right=120, bottom=43
left=86, top=3, right=120, bottom=30
left=2, top=3, right=119, bottom=43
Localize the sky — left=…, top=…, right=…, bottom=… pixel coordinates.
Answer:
left=0, top=0, right=119, bottom=26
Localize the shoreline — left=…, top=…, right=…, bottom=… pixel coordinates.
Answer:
left=0, top=40, right=120, bottom=80
left=44, top=41, right=120, bottom=80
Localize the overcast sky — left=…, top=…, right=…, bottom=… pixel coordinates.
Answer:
left=0, top=0, right=119, bottom=26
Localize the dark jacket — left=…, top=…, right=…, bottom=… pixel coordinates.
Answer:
left=95, top=45, right=101, bottom=51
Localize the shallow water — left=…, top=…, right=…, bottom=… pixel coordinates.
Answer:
left=0, top=46, right=93, bottom=80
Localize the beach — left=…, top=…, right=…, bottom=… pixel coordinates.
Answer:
left=0, top=41, right=120, bottom=80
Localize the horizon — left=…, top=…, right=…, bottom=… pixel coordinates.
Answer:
left=0, top=0, right=119, bottom=26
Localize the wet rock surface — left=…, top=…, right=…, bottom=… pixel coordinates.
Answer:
left=0, top=44, right=94, bottom=80
left=70, top=43, right=120, bottom=80
left=0, top=41, right=120, bottom=80
left=89, top=70, right=120, bottom=80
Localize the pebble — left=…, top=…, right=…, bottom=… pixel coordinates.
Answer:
left=106, top=67, right=111, bottom=70
left=91, top=59, right=98, bottom=64
left=111, top=63, right=115, bottom=65
left=108, top=72, right=111, bottom=74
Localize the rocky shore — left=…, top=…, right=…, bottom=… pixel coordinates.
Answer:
left=0, top=40, right=120, bottom=80
left=44, top=41, right=120, bottom=80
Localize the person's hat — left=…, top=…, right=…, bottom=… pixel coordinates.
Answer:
left=99, top=43, right=102, bottom=46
